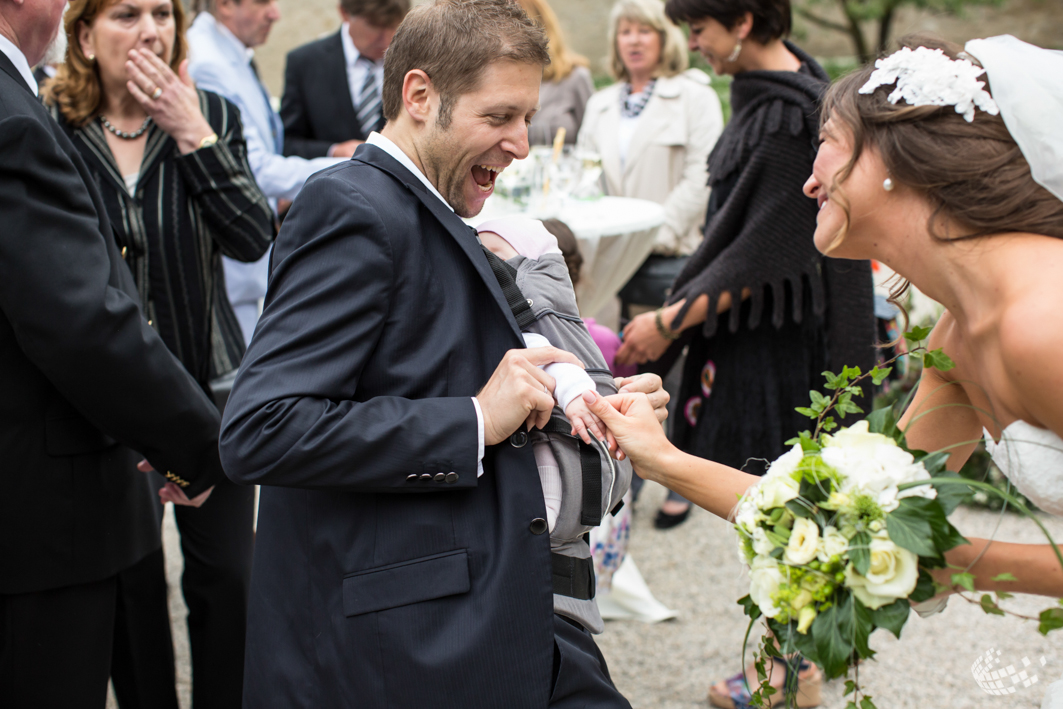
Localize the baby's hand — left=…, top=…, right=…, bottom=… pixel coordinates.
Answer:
left=565, top=396, right=617, bottom=454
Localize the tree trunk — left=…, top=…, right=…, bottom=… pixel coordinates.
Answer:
left=877, top=0, right=898, bottom=56
left=838, top=0, right=872, bottom=64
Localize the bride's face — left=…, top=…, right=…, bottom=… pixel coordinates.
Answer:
left=803, top=117, right=893, bottom=259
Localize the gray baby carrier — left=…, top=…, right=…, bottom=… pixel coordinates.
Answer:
left=485, top=248, right=632, bottom=633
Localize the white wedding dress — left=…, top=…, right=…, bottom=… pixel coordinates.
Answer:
left=982, top=422, right=1063, bottom=709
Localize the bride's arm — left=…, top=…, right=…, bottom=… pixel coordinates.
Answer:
left=898, top=318, right=982, bottom=470
left=584, top=390, right=760, bottom=521
left=935, top=539, right=1063, bottom=597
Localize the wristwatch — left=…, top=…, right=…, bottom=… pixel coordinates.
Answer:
left=198, top=133, right=219, bottom=149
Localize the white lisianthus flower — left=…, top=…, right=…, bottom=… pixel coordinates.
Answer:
left=817, top=525, right=849, bottom=562
left=749, top=556, right=786, bottom=618
left=734, top=498, right=758, bottom=532
left=821, top=421, right=936, bottom=512
left=765, top=443, right=805, bottom=480
left=755, top=472, right=801, bottom=510
left=752, top=526, right=776, bottom=556
left=785, top=517, right=820, bottom=565
left=844, top=531, right=920, bottom=609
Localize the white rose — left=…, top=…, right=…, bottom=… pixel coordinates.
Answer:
left=766, top=443, right=805, bottom=480
left=735, top=499, right=758, bottom=532
left=817, top=525, right=848, bottom=562
left=756, top=473, right=801, bottom=510
left=752, top=526, right=776, bottom=556
left=749, top=556, right=786, bottom=618
left=844, top=532, right=919, bottom=609
left=785, top=517, right=820, bottom=565
left=822, top=421, right=936, bottom=512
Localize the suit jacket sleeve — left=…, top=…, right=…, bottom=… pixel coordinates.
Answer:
left=279, top=52, right=333, bottom=159
left=0, top=114, right=224, bottom=496
left=219, top=171, right=481, bottom=492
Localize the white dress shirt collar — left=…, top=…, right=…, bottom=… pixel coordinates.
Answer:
left=0, top=33, right=38, bottom=96
left=211, top=14, right=256, bottom=63
left=339, top=22, right=361, bottom=67
left=366, top=132, right=454, bottom=212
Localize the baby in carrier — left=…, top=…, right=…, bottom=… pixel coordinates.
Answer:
left=477, top=216, right=631, bottom=633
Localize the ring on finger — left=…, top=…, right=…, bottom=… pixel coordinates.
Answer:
left=151, top=86, right=162, bottom=100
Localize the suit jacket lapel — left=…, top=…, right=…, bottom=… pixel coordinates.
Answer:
left=355, top=145, right=525, bottom=342
left=0, top=51, right=32, bottom=95
left=325, top=32, right=360, bottom=136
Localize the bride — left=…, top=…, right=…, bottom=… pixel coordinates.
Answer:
left=583, top=31, right=1063, bottom=702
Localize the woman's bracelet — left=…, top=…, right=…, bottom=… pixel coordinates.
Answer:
left=654, top=307, right=680, bottom=341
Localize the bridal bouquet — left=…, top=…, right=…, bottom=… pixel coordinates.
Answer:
left=734, top=354, right=971, bottom=708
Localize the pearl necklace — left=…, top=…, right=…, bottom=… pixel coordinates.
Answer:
left=99, top=115, right=152, bottom=140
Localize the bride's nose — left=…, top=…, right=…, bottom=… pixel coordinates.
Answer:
left=802, top=173, right=820, bottom=200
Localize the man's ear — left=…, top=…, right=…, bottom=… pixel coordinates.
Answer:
left=401, top=69, right=434, bottom=127
left=215, top=0, right=235, bottom=22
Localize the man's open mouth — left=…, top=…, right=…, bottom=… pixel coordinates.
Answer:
left=472, top=164, right=502, bottom=194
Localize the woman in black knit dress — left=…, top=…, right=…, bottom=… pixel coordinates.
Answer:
left=614, top=0, right=875, bottom=705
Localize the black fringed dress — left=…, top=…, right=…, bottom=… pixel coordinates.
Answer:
left=663, top=43, right=876, bottom=476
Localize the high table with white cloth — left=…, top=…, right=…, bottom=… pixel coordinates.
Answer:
left=470, top=195, right=665, bottom=319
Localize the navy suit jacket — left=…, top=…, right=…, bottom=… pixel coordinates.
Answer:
left=0, top=52, right=224, bottom=594
left=279, top=31, right=370, bottom=159
left=220, top=144, right=556, bottom=708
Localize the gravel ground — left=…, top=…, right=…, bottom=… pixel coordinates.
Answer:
left=110, top=484, right=1063, bottom=709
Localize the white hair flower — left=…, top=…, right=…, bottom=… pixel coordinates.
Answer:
left=858, top=46, right=999, bottom=123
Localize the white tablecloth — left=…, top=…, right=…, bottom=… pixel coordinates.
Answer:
left=470, top=196, right=665, bottom=317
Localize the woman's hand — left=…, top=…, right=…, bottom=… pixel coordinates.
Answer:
left=615, top=308, right=674, bottom=366
left=614, top=372, right=669, bottom=423
left=126, top=49, right=214, bottom=154
left=581, top=389, right=673, bottom=475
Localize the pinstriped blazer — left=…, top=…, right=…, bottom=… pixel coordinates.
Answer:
left=50, top=90, right=275, bottom=385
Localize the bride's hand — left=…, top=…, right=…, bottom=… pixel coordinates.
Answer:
left=581, top=389, right=675, bottom=480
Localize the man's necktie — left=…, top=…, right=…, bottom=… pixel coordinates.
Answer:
left=356, top=57, right=383, bottom=136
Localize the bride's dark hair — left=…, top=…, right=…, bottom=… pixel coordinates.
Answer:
left=821, top=33, right=1063, bottom=255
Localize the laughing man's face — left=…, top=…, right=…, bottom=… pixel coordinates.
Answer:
left=419, top=60, right=541, bottom=218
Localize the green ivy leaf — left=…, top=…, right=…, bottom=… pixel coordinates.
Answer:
left=786, top=498, right=816, bottom=519
left=980, top=594, right=1005, bottom=616
left=844, top=680, right=857, bottom=695
left=838, top=593, right=874, bottom=659
left=865, top=406, right=899, bottom=440
left=870, top=366, right=892, bottom=386
left=860, top=697, right=877, bottom=709
left=904, top=325, right=932, bottom=342
left=822, top=417, right=839, bottom=432
left=842, top=365, right=862, bottom=380
left=952, top=572, right=976, bottom=593
left=996, top=591, right=1014, bottom=601
left=850, top=531, right=872, bottom=576
left=926, top=470, right=968, bottom=515
left=810, top=390, right=830, bottom=412
left=785, top=431, right=822, bottom=452
left=885, top=501, right=939, bottom=557
left=1039, top=608, right=1063, bottom=635
left=796, top=406, right=819, bottom=419
left=738, top=594, right=763, bottom=620
left=991, top=573, right=1018, bottom=582
left=922, top=348, right=956, bottom=372
left=910, top=568, right=936, bottom=603
left=812, top=602, right=853, bottom=680
left=823, top=371, right=843, bottom=391
left=870, top=598, right=910, bottom=639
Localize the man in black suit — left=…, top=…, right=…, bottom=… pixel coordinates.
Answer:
left=279, top=0, right=410, bottom=159
left=0, top=0, right=227, bottom=705
left=220, top=1, right=657, bottom=706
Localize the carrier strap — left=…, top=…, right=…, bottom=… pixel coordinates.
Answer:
left=481, top=245, right=536, bottom=330
left=551, top=553, right=595, bottom=600
left=540, top=416, right=603, bottom=527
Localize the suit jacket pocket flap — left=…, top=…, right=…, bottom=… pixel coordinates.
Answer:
left=45, top=414, right=117, bottom=456
left=342, top=549, right=470, bottom=617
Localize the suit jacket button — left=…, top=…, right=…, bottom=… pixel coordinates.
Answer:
left=529, top=518, right=548, bottom=535
left=445, top=472, right=458, bottom=483
left=434, top=472, right=446, bottom=482
left=420, top=473, right=433, bottom=481
left=406, top=474, right=419, bottom=482
left=510, top=431, right=528, bottom=448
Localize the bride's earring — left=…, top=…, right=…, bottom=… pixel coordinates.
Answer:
left=727, top=40, right=742, bottom=63
left=86, top=53, right=95, bottom=62
left=883, top=177, right=894, bottom=192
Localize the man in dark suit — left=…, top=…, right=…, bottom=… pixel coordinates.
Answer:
left=0, top=0, right=227, bottom=705
left=220, top=1, right=649, bottom=706
left=279, top=0, right=410, bottom=159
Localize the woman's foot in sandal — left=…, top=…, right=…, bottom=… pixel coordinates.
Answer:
left=708, top=657, right=822, bottom=708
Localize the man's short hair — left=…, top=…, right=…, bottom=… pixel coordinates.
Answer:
left=340, top=0, right=411, bottom=26
left=382, top=0, right=550, bottom=128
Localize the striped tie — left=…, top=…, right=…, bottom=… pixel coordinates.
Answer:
left=356, top=58, right=382, bottom=136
